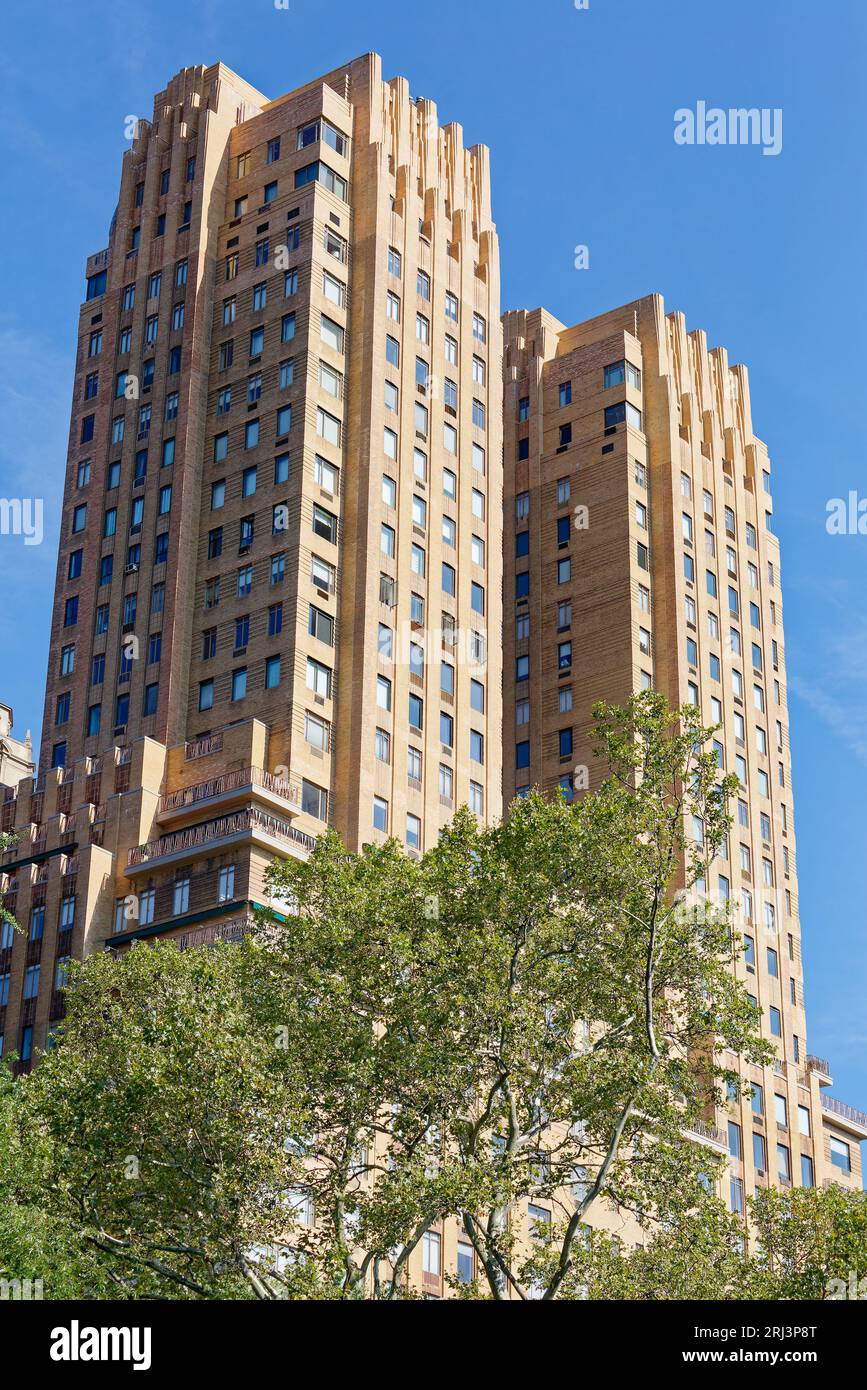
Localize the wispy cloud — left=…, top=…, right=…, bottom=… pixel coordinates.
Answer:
left=106, top=7, right=155, bottom=78
left=790, top=592, right=867, bottom=766
left=0, top=320, right=68, bottom=712
left=0, top=316, right=71, bottom=499
left=790, top=675, right=867, bottom=766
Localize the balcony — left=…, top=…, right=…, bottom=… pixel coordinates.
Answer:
left=127, top=806, right=316, bottom=875
left=175, top=915, right=252, bottom=952
left=683, top=1120, right=728, bottom=1154
left=158, top=765, right=302, bottom=824
left=821, top=1094, right=867, bottom=1140
left=185, top=733, right=223, bottom=761
left=806, top=1055, right=833, bottom=1087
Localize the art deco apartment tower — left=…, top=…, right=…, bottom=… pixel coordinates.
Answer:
left=501, top=295, right=865, bottom=1202
left=0, top=54, right=502, bottom=1075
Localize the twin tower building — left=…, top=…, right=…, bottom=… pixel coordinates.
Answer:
left=0, top=54, right=862, bottom=1248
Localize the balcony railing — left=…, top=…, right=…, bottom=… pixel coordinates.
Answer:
left=683, top=1120, right=728, bottom=1150
left=806, top=1055, right=832, bottom=1077
left=159, top=765, right=301, bottom=816
left=128, top=806, right=315, bottom=868
left=821, top=1094, right=867, bottom=1132
left=185, top=733, right=223, bottom=761
left=176, top=916, right=252, bottom=952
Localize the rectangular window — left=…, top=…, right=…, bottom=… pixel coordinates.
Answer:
left=294, top=160, right=347, bottom=199
left=312, top=505, right=337, bottom=544
left=218, top=865, right=236, bottom=903
left=308, top=604, right=334, bottom=646
left=323, top=271, right=345, bottom=307
left=830, top=1137, right=851, bottom=1172
left=164, top=882, right=189, bottom=926
left=753, top=1132, right=767, bottom=1174
left=307, top=658, right=332, bottom=699
left=302, top=780, right=328, bottom=820
left=305, top=710, right=330, bottom=752
left=320, top=314, right=344, bottom=353
left=422, top=1230, right=441, bottom=1276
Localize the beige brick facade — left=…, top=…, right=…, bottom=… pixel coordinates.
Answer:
left=502, top=294, right=865, bottom=1202
left=1, top=56, right=501, bottom=1085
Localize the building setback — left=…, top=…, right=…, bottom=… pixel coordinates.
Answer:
left=502, top=295, right=865, bottom=1201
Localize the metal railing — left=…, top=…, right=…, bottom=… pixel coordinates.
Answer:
left=185, top=733, right=223, bottom=760
left=684, top=1120, right=728, bottom=1148
left=176, top=916, right=252, bottom=952
left=160, top=765, right=301, bottom=815
left=821, top=1094, right=867, bottom=1130
left=806, top=1055, right=831, bottom=1077
left=128, top=806, right=315, bottom=867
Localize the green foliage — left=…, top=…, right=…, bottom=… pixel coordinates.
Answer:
left=4, top=941, right=306, bottom=1298
left=749, top=1185, right=867, bottom=1299
left=0, top=1067, right=116, bottom=1298
left=1, top=694, right=849, bottom=1302
left=522, top=1186, right=867, bottom=1301
left=527, top=1194, right=758, bottom=1301
left=254, top=692, right=770, bottom=1298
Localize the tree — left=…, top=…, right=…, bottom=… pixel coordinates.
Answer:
left=523, top=1186, right=867, bottom=1301
left=5, top=940, right=309, bottom=1299
left=3, top=694, right=779, bottom=1300
left=0, top=1066, right=117, bottom=1299
left=257, top=692, right=771, bottom=1299
left=748, top=1186, right=867, bottom=1299
left=534, top=1193, right=758, bottom=1301
left=250, top=834, right=476, bottom=1299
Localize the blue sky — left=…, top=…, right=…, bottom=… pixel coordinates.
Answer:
left=1, top=0, right=865, bottom=1113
